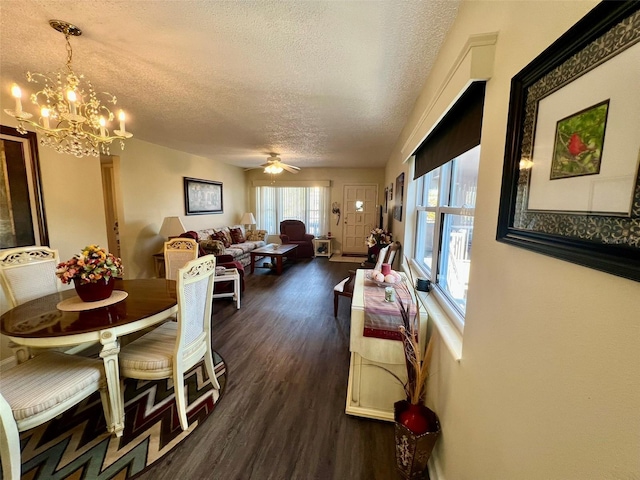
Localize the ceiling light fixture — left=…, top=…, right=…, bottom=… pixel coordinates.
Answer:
left=4, top=20, right=132, bottom=158
left=264, top=164, right=283, bottom=174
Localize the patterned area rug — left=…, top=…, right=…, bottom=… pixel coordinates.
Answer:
left=16, top=353, right=226, bottom=480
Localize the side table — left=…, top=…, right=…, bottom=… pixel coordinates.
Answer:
left=313, top=237, right=333, bottom=258
left=213, top=268, right=241, bottom=309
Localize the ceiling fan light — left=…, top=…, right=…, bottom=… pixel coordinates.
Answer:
left=264, top=164, right=283, bottom=174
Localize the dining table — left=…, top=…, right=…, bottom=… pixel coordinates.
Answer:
left=0, top=278, right=178, bottom=437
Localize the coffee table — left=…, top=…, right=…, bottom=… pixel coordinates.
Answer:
left=250, top=244, right=299, bottom=275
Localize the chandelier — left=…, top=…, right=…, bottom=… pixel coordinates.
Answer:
left=4, top=20, right=132, bottom=158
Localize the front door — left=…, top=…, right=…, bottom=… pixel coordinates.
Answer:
left=342, top=184, right=378, bottom=255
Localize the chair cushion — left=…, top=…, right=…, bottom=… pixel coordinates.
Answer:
left=229, top=227, right=245, bottom=244
left=334, top=277, right=349, bottom=293
left=2, top=352, right=103, bottom=421
left=119, top=321, right=178, bottom=372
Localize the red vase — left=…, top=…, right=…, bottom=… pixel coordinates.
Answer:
left=74, top=277, right=115, bottom=302
left=398, top=403, right=430, bottom=435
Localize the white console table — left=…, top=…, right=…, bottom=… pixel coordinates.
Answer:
left=345, top=269, right=427, bottom=421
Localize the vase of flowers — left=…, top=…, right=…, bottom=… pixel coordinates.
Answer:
left=56, top=245, right=123, bottom=302
left=366, top=228, right=392, bottom=263
left=390, top=267, right=440, bottom=479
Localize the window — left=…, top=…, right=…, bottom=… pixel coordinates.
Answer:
left=414, top=146, right=479, bottom=319
left=255, top=186, right=329, bottom=236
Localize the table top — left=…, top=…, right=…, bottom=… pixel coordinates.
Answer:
left=1, top=278, right=177, bottom=338
left=252, top=244, right=298, bottom=255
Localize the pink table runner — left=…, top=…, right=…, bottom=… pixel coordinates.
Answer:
left=363, top=278, right=416, bottom=341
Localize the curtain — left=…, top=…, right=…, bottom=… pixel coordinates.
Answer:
left=256, top=186, right=329, bottom=236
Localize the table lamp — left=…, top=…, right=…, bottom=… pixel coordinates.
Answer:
left=240, top=212, right=256, bottom=232
left=159, top=216, right=186, bottom=239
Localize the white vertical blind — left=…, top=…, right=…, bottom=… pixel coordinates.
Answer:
left=256, top=186, right=329, bottom=236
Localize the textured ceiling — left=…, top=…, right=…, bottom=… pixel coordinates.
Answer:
left=0, top=1, right=459, bottom=169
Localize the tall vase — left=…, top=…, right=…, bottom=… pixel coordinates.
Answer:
left=394, top=400, right=441, bottom=480
left=74, top=277, right=115, bottom=302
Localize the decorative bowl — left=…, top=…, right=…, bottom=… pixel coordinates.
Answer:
left=366, top=271, right=402, bottom=287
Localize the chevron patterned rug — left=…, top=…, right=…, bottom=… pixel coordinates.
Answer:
left=17, top=353, right=226, bottom=480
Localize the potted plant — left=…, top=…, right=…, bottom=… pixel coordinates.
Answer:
left=56, top=245, right=123, bottom=302
left=390, top=269, right=440, bottom=479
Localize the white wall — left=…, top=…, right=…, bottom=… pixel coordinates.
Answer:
left=387, top=2, right=640, bottom=479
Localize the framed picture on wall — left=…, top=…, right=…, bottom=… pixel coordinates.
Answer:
left=496, top=2, right=640, bottom=282
left=393, top=173, right=404, bottom=221
left=0, top=125, right=48, bottom=248
left=184, top=177, right=223, bottom=215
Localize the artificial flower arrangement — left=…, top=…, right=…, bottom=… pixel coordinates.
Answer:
left=56, top=245, right=123, bottom=285
left=366, top=227, right=392, bottom=248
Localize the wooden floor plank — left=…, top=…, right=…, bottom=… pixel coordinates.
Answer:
left=137, top=259, right=399, bottom=480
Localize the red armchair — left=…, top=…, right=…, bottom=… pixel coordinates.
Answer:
left=279, top=220, right=315, bottom=258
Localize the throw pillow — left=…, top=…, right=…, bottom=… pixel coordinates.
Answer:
left=246, top=229, right=267, bottom=242
left=229, top=227, right=245, bottom=244
left=211, top=231, right=230, bottom=248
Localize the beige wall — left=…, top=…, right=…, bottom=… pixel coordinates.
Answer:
left=386, top=2, right=640, bottom=479
left=245, top=167, right=385, bottom=252
left=116, top=138, right=247, bottom=279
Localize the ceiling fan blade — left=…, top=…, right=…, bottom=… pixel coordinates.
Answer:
left=281, top=164, right=300, bottom=173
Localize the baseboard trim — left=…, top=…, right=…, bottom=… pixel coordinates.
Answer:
left=428, top=453, right=445, bottom=480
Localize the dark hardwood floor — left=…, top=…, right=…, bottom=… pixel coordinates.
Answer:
left=137, top=257, right=398, bottom=480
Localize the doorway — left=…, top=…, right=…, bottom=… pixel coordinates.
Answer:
left=342, top=184, right=378, bottom=255
left=100, top=155, right=121, bottom=258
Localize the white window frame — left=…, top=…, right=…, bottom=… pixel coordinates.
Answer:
left=412, top=146, right=479, bottom=332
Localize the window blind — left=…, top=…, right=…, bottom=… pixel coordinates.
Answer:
left=413, top=81, right=486, bottom=180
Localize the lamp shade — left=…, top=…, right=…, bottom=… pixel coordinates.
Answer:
left=159, top=216, right=186, bottom=238
left=240, top=212, right=256, bottom=225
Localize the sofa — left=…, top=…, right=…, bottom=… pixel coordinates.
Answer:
left=194, top=225, right=268, bottom=267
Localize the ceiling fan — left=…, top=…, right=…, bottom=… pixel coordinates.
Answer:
left=249, top=153, right=300, bottom=174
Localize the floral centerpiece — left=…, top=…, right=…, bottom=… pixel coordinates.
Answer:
left=366, top=228, right=392, bottom=263
left=366, top=227, right=392, bottom=248
left=56, top=245, right=123, bottom=301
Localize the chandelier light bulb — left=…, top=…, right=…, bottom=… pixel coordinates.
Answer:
left=41, top=107, right=50, bottom=129
left=11, top=84, right=22, bottom=116
left=118, top=110, right=126, bottom=132
left=66, top=90, right=77, bottom=115
left=3, top=19, right=133, bottom=158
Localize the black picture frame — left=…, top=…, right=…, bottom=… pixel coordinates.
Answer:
left=496, top=2, right=640, bottom=282
left=0, top=125, right=49, bottom=248
left=394, top=173, right=404, bottom=221
left=183, top=177, right=223, bottom=215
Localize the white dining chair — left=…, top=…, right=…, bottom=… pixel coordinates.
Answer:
left=0, top=246, right=97, bottom=361
left=118, top=255, right=220, bottom=431
left=0, top=246, right=60, bottom=308
left=164, top=238, right=199, bottom=281
left=0, top=351, right=111, bottom=480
